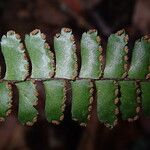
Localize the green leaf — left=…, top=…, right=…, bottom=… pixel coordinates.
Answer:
left=1, top=31, right=29, bottom=80
left=79, top=30, right=103, bottom=79
left=128, top=36, right=150, bottom=79
left=71, top=79, right=93, bottom=126
left=54, top=28, right=78, bottom=79
left=43, top=80, right=66, bottom=124
left=119, top=81, right=139, bottom=121
left=141, top=82, right=150, bottom=117
left=95, top=80, right=118, bottom=128
left=0, top=82, right=12, bottom=121
left=0, top=28, right=150, bottom=127
left=104, top=30, right=128, bottom=78
left=16, top=81, right=38, bottom=126
left=25, top=29, right=55, bottom=79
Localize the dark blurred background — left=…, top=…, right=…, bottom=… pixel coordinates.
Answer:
left=0, top=0, right=150, bottom=150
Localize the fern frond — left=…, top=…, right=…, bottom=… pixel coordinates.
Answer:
left=0, top=28, right=149, bottom=128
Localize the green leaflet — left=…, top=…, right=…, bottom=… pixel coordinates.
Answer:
left=25, top=29, right=54, bottom=79
left=16, top=81, right=38, bottom=125
left=54, top=28, right=78, bottom=79
left=79, top=30, right=102, bottom=79
left=95, top=80, right=118, bottom=128
left=0, top=82, right=12, bottom=121
left=71, top=79, right=93, bottom=126
left=104, top=30, right=128, bottom=78
left=128, top=37, right=150, bottom=79
left=119, top=81, right=139, bottom=121
left=141, top=82, right=150, bottom=117
left=43, top=80, right=66, bottom=124
left=1, top=31, right=29, bottom=80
